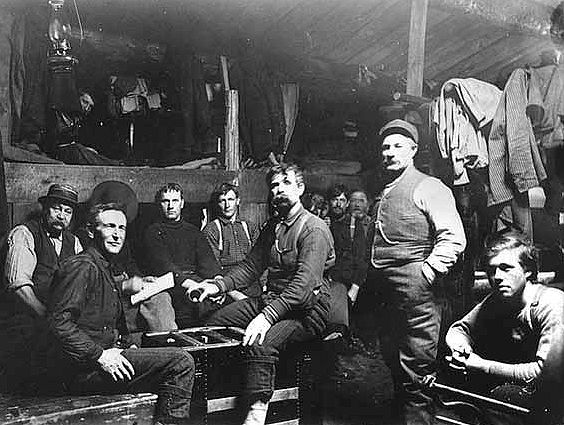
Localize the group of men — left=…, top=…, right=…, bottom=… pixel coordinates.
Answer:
left=0, top=118, right=563, bottom=425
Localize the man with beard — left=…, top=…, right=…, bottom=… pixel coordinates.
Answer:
left=327, top=186, right=370, bottom=307
left=184, top=162, right=335, bottom=425
left=48, top=203, right=195, bottom=424
left=369, top=119, right=466, bottom=425
left=203, top=183, right=262, bottom=299
left=143, top=183, right=222, bottom=328
left=0, top=183, right=83, bottom=392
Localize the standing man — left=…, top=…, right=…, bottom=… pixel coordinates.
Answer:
left=445, top=231, right=564, bottom=424
left=369, top=119, right=466, bottom=424
left=48, top=203, right=195, bottom=424
left=185, top=163, right=335, bottom=425
left=327, top=186, right=370, bottom=306
left=347, top=189, right=371, bottom=304
left=1, top=183, right=82, bottom=392
left=143, top=183, right=222, bottom=327
left=203, top=183, right=262, bottom=299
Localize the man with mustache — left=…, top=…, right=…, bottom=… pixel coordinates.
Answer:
left=1, top=183, right=83, bottom=392
left=185, top=162, right=335, bottom=425
left=327, top=185, right=370, bottom=307
left=369, top=119, right=466, bottom=425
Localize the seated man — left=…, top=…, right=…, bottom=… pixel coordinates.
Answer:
left=185, top=162, right=335, bottom=425
left=203, top=182, right=262, bottom=299
left=48, top=203, right=195, bottom=424
left=445, top=230, right=564, bottom=424
left=143, top=183, right=222, bottom=327
left=0, top=183, right=82, bottom=392
left=80, top=180, right=177, bottom=333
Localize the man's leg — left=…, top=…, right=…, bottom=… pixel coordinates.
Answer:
left=139, top=292, right=179, bottom=331
left=243, top=317, right=316, bottom=425
left=69, top=347, right=195, bottom=424
left=387, top=262, right=441, bottom=425
left=206, top=297, right=262, bottom=328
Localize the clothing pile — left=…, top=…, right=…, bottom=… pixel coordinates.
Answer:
left=431, top=66, right=564, bottom=239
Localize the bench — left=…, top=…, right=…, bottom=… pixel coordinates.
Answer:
left=0, top=392, right=158, bottom=424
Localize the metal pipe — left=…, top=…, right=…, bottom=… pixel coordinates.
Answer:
left=431, top=381, right=531, bottom=414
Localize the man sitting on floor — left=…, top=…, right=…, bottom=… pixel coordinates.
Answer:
left=445, top=230, right=564, bottom=424
left=48, top=202, right=195, bottom=424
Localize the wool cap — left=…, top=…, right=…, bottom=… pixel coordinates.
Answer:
left=379, top=119, right=419, bottom=144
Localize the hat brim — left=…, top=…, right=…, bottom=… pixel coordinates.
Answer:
left=89, top=181, right=139, bottom=223
left=380, top=127, right=418, bottom=143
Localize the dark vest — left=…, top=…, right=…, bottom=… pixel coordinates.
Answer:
left=370, top=166, right=434, bottom=268
left=24, top=219, right=77, bottom=304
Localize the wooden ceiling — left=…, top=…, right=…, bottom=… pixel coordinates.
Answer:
left=12, top=0, right=564, bottom=101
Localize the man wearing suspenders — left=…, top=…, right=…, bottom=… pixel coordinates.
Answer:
left=203, top=183, right=262, bottom=299
left=184, top=163, right=335, bottom=425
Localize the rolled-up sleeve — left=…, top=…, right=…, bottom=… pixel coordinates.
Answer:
left=4, top=226, right=37, bottom=292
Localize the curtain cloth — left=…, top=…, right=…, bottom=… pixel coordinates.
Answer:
left=281, top=83, right=299, bottom=157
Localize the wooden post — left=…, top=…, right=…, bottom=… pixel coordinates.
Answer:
left=225, top=90, right=239, bottom=171
left=220, top=55, right=230, bottom=91
left=406, top=0, right=429, bottom=96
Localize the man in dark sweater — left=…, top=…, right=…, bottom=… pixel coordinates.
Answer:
left=143, top=183, right=222, bottom=328
left=327, top=185, right=370, bottom=334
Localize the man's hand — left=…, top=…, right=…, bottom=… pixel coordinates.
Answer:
left=182, top=278, right=220, bottom=302
left=243, top=313, right=272, bottom=346
left=445, top=341, right=473, bottom=372
left=463, top=352, right=486, bottom=372
left=97, top=348, right=135, bottom=382
left=348, top=284, right=360, bottom=304
left=449, top=341, right=472, bottom=359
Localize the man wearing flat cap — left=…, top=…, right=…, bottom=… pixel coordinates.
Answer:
left=1, top=183, right=83, bottom=392
left=368, top=119, right=466, bottom=424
